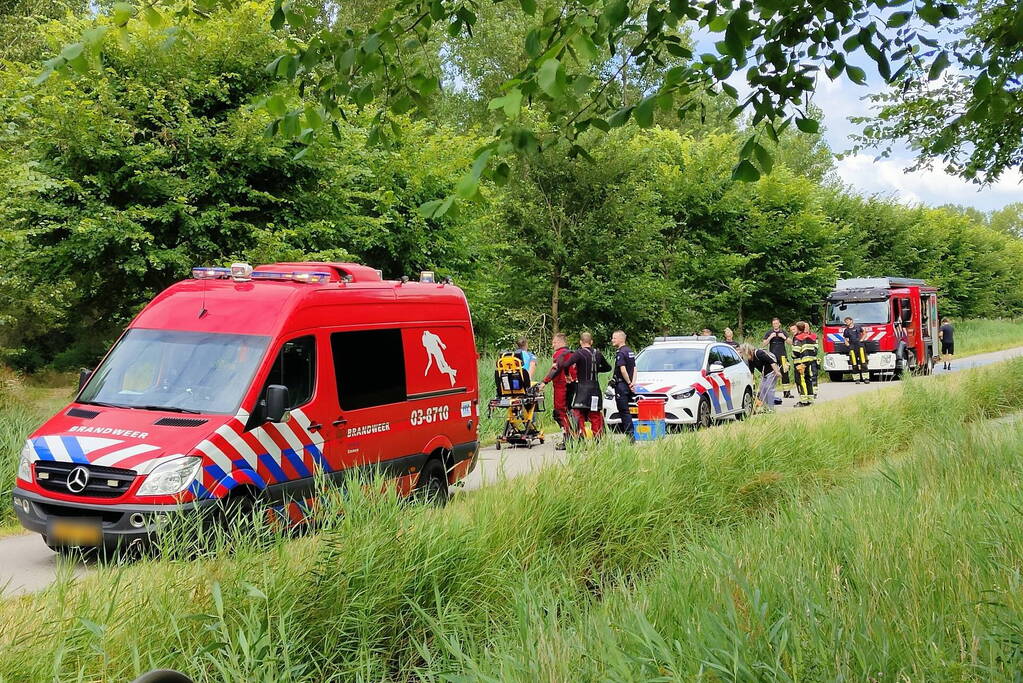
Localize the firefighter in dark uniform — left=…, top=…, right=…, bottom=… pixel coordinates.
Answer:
left=763, top=318, right=791, bottom=399
left=611, top=330, right=637, bottom=442
left=843, top=316, right=869, bottom=383
left=791, top=321, right=817, bottom=406
left=539, top=333, right=578, bottom=450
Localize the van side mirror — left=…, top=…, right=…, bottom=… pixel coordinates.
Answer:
left=264, top=385, right=290, bottom=423
left=78, top=369, right=92, bottom=392
left=709, top=362, right=725, bottom=374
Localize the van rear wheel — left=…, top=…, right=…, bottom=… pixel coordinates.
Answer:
left=415, top=458, right=449, bottom=506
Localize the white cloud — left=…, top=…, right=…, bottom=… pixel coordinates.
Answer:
left=813, top=77, right=1021, bottom=211
left=834, top=154, right=1023, bottom=211
left=695, top=31, right=1020, bottom=211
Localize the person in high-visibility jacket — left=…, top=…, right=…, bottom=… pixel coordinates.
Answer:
left=791, top=321, right=818, bottom=406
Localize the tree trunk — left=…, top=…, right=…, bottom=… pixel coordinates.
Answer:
left=551, top=268, right=561, bottom=335
left=738, top=302, right=745, bottom=338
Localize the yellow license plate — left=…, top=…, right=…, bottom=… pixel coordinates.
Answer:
left=629, top=406, right=639, bottom=415
left=49, top=518, right=102, bottom=546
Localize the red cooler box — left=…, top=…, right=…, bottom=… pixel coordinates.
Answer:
left=637, top=397, right=666, bottom=421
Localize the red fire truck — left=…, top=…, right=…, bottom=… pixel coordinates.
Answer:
left=12, top=262, right=480, bottom=551
left=822, top=277, right=941, bottom=381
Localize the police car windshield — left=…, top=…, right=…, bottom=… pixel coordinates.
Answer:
left=636, top=347, right=705, bottom=372
left=79, top=329, right=271, bottom=414
left=826, top=301, right=889, bottom=325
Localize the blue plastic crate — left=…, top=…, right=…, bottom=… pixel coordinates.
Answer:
left=634, top=419, right=666, bottom=441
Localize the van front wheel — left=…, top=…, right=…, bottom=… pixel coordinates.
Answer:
left=415, top=458, right=449, bottom=506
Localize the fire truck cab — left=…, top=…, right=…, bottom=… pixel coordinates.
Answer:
left=822, top=277, right=940, bottom=381
left=12, top=262, right=480, bottom=551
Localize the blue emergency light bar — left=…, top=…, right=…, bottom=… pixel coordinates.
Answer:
left=192, top=267, right=231, bottom=279
left=191, top=265, right=331, bottom=284
left=251, top=270, right=332, bottom=284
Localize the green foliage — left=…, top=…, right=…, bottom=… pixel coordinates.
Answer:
left=0, top=3, right=494, bottom=368
left=853, top=0, right=1023, bottom=183
left=45, top=0, right=1023, bottom=204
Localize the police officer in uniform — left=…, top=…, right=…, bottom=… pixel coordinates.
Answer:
left=611, top=330, right=637, bottom=442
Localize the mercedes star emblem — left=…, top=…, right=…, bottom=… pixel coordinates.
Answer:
left=67, top=466, right=90, bottom=494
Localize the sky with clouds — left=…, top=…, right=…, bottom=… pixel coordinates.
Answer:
left=690, top=29, right=1021, bottom=213
left=812, top=74, right=1022, bottom=212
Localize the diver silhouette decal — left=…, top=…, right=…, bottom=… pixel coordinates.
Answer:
left=422, top=330, right=458, bottom=386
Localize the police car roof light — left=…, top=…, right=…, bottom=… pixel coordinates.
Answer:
left=653, top=335, right=718, bottom=343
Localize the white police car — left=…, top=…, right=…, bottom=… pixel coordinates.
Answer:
left=604, top=336, right=755, bottom=429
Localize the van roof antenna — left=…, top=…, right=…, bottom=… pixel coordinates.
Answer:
left=199, top=275, right=209, bottom=319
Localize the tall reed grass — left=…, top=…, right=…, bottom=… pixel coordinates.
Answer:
left=1, top=360, right=1022, bottom=680
left=0, top=380, right=71, bottom=529
left=441, top=417, right=1023, bottom=680
left=954, top=318, right=1023, bottom=357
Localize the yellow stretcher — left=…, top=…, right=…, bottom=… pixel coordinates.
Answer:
left=487, top=351, right=545, bottom=449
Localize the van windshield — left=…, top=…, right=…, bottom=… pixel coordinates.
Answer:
left=826, top=300, right=890, bottom=325
left=636, top=347, right=705, bottom=372
left=79, top=329, right=271, bottom=414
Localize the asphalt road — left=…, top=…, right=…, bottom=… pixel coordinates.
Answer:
left=4, top=345, right=1023, bottom=598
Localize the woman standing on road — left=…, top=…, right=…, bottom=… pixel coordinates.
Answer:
left=739, top=343, right=782, bottom=413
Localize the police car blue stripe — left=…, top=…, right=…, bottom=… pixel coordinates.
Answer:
left=706, top=383, right=721, bottom=412
left=720, top=384, right=733, bottom=411
left=258, top=453, right=288, bottom=483
left=32, top=437, right=56, bottom=461
left=60, top=436, right=89, bottom=464
left=282, top=448, right=312, bottom=478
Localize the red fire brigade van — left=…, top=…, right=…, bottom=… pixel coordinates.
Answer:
left=822, top=277, right=940, bottom=381
left=12, top=262, right=480, bottom=551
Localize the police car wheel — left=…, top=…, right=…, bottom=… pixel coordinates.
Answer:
left=415, top=458, right=449, bottom=506
left=735, top=388, right=754, bottom=421
left=696, top=398, right=712, bottom=429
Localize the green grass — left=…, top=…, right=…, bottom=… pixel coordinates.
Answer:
left=953, top=318, right=1023, bottom=357
left=447, top=416, right=1023, bottom=680
left=0, top=372, right=73, bottom=529
left=2, top=361, right=1023, bottom=680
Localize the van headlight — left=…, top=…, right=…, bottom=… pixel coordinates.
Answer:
left=17, top=442, right=34, bottom=483
left=137, top=456, right=202, bottom=497
left=671, top=388, right=695, bottom=400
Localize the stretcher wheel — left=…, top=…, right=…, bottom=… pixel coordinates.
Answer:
left=495, top=440, right=501, bottom=450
